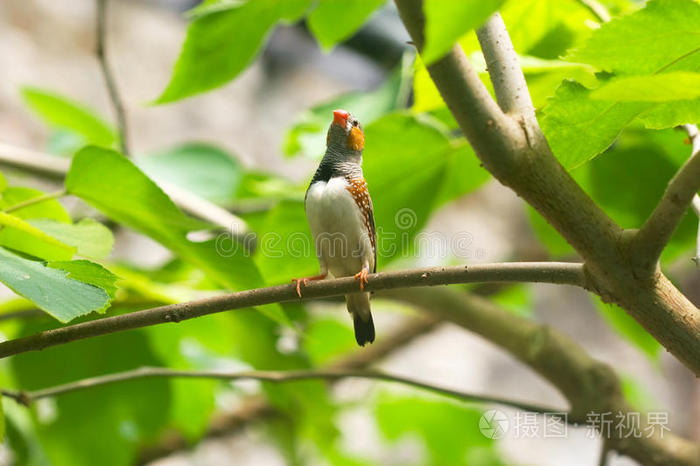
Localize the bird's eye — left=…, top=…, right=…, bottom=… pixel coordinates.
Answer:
left=352, top=120, right=359, bottom=127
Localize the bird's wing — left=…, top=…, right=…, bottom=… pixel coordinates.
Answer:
left=368, top=193, right=377, bottom=273
left=346, top=177, right=377, bottom=273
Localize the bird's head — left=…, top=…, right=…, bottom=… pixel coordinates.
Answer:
left=326, top=109, right=364, bottom=153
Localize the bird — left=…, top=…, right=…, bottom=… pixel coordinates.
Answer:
left=293, top=109, right=377, bottom=346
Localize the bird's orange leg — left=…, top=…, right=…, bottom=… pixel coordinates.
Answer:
left=291, top=273, right=327, bottom=298
left=354, top=266, right=370, bottom=291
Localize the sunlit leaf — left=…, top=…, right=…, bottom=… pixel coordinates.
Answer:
left=47, top=260, right=119, bottom=300
left=28, top=218, right=114, bottom=260
left=21, top=87, right=116, bottom=147
left=0, top=247, right=111, bottom=322
left=421, top=0, right=505, bottom=65
left=65, top=146, right=288, bottom=324
left=0, top=212, right=75, bottom=261
left=540, top=80, right=647, bottom=168
left=308, top=0, right=385, bottom=50
left=156, top=0, right=311, bottom=103
left=568, top=0, right=700, bottom=76
left=591, top=72, right=700, bottom=102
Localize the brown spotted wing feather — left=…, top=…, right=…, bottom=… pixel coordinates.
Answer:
left=346, top=177, right=377, bottom=273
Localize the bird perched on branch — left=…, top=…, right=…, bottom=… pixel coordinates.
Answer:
left=293, top=110, right=377, bottom=346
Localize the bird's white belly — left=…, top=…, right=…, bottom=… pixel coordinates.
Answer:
left=306, top=177, right=372, bottom=278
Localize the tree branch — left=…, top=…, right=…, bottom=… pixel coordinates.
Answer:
left=692, top=194, right=700, bottom=267
left=394, top=0, right=700, bottom=375
left=632, top=124, right=700, bottom=273
left=0, top=262, right=584, bottom=359
left=96, top=0, right=130, bottom=156
left=0, top=366, right=563, bottom=416
left=386, top=287, right=700, bottom=466
left=0, top=143, right=248, bottom=233
left=396, top=0, right=523, bottom=178
left=476, top=13, right=535, bottom=119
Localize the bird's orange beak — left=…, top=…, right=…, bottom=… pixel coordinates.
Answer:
left=333, top=109, right=349, bottom=127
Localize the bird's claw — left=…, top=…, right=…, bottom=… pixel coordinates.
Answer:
left=291, top=278, right=307, bottom=299
left=354, top=268, right=369, bottom=291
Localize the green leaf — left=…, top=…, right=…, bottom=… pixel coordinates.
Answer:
left=0, top=212, right=76, bottom=261
left=304, top=318, right=355, bottom=365
left=358, top=114, right=490, bottom=266
left=137, top=143, right=243, bottom=204
left=66, top=147, right=207, bottom=236
left=47, top=260, right=119, bottom=300
left=156, top=0, right=309, bottom=103
left=362, top=114, right=448, bottom=265
left=28, top=218, right=114, bottom=260
left=376, top=396, right=502, bottom=465
left=65, top=146, right=287, bottom=324
left=434, top=140, right=490, bottom=207
left=0, top=246, right=110, bottom=322
left=591, top=72, right=700, bottom=102
left=20, top=87, right=116, bottom=146
left=540, top=80, right=647, bottom=168
left=308, top=0, right=385, bottom=50
left=11, top=328, right=170, bottom=466
left=591, top=296, right=661, bottom=362
left=568, top=0, right=700, bottom=76
left=639, top=100, right=700, bottom=129
left=0, top=187, right=70, bottom=222
left=421, top=0, right=505, bottom=64
left=250, top=200, right=318, bottom=285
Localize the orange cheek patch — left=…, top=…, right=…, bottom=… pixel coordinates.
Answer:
left=347, top=127, right=365, bottom=151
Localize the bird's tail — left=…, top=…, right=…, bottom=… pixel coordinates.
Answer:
left=346, top=292, right=375, bottom=346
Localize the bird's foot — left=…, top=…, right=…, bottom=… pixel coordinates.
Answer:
left=291, top=273, right=326, bottom=298
left=354, top=267, right=369, bottom=291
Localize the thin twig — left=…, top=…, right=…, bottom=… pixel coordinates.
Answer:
left=0, top=366, right=564, bottom=416
left=0, top=143, right=247, bottom=233
left=96, top=0, right=130, bottom=156
left=633, top=124, right=700, bottom=273
left=476, top=13, right=535, bottom=119
left=3, top=189, right=67, bottom=213
left=0, top=262, right=585, bottom=359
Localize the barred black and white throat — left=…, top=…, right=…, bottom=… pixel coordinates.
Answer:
left=304, top=110, right=377, bottom=346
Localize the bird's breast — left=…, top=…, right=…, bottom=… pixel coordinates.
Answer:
left=305, top=177, right=371, bottom=276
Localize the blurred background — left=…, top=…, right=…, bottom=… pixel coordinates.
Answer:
left=0, top=0, right=698, bottom=465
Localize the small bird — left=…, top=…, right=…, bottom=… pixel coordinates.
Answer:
left=293, top=109, right=377, bottom=346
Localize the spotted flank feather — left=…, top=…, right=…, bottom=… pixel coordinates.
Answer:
left=345, top=177, right=377, bottom=273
